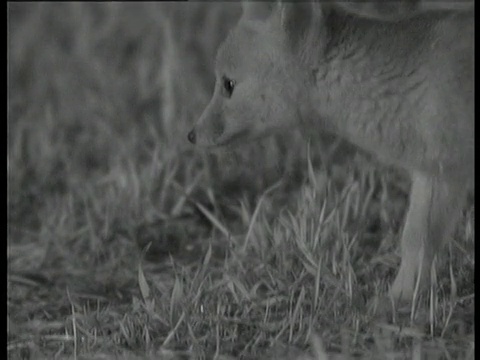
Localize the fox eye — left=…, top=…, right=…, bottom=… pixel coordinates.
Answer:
left=222, top=76, right=235, bottom=98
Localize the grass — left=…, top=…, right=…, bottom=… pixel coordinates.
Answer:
left=7, top=3, right=474, bottom=359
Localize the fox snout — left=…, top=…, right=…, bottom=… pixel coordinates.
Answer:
left=188, top=103, right=228, bottom=147
left=187, top=117, right=235, bottom=147
left=187, top=101, right=219, bottom=147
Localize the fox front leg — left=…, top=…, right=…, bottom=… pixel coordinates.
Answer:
left=390, top=171, right=467, bottom=302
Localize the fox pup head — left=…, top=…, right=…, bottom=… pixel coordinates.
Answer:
left=188, top=2, right=324, bottom=147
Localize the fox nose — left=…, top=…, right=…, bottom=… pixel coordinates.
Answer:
left=187, top=129, right=196, bottom=144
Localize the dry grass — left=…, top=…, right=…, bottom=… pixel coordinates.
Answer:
left=7, top=3, right=474, bottom=360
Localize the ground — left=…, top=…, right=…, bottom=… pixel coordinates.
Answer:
left=7, top=3, right=474, bottom=360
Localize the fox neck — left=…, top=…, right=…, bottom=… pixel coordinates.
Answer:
left=300, top=9, right=433, bottom=163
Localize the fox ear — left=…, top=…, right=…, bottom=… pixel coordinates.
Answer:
left=241, top=1, right=278, bottom=21
left=279, top=2, right=323, bottom=49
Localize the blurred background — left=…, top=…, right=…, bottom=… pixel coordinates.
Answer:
left=8, top=2, right=344, bottom=272
left=7, top=3, right=324, bottom=357
left=7, top=1, right=318, bottom=201
left=8, top=3, right=473, bottom=359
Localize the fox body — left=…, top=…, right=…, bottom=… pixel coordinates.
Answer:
left=188, top=2, right=474, bottom=302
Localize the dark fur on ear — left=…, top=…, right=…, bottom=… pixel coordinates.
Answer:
left=279, top=2, right=325, bottom=55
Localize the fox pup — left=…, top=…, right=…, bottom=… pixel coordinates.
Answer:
left=188, top=1, right=474, bottom=302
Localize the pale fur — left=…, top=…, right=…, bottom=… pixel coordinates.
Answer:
left=188, top=2, right=474, bottom=302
